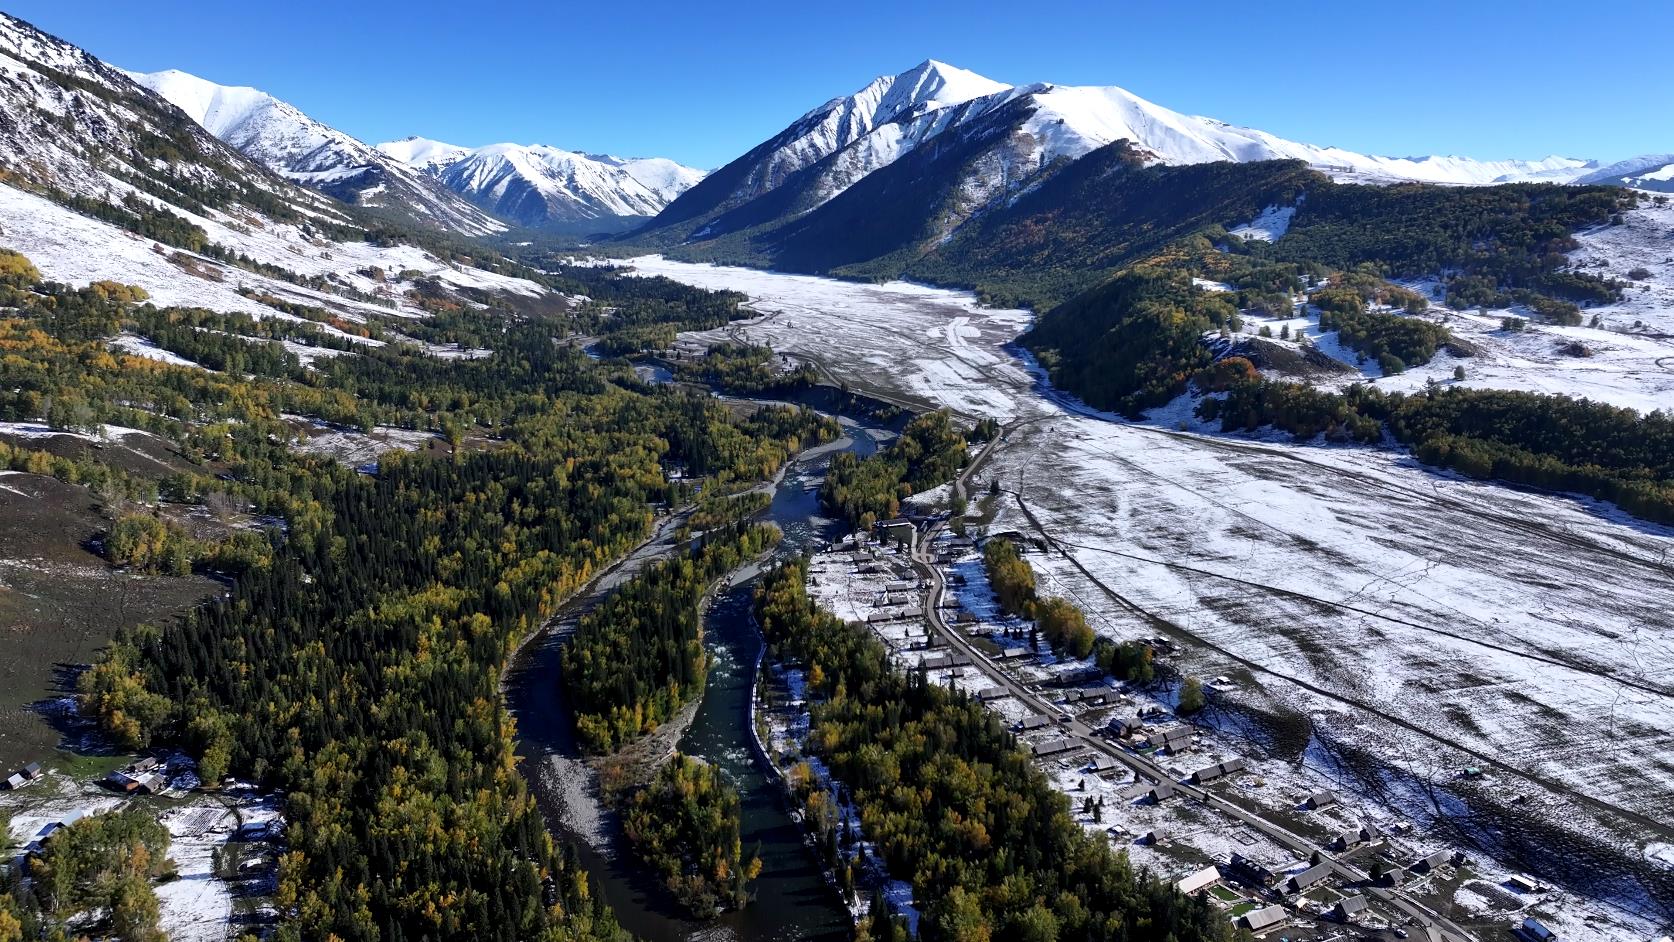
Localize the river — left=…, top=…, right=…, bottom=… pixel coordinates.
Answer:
left=505, top=384, right=892, bottom=942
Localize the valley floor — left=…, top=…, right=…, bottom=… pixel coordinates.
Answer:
left=628, top=254, right=1674, bottom=939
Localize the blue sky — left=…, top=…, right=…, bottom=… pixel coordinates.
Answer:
left=12, top=0, right=1671, bottom=169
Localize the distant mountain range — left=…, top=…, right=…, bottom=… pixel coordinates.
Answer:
left=1, top=8, right=1668, bottom=252
left=631, top=59, right=1631, bottom=259
left=128, top=69, right=507, bottom=236
left=375, top=138, right=705, bottom=232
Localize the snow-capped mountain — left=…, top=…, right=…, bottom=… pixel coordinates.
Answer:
left=1574, top=154, right=1674, bottom=193
left=376, top=137, right=473, bottom=174
left=641, top=58, right=1607, bottom=249
left=652, top=59, right=1009, bottom=230
left=128, top=69, right=504, bottom=236
left=0, top=13, right=342, bottom=225
left=378, top=138, right=705, bottom=231
left=1002, top=81, right=1594, bottom=185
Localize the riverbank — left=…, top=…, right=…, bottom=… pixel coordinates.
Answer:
left=505, top=403, right=880, bottom=942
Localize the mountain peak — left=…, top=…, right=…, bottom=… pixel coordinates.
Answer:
left=875, top=59, right=1009, bottom=122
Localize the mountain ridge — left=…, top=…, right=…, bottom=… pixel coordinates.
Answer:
left=631, top=58, right=1621, bottom=257
left=376, top=137, right=706, bottom=231
left=127, top=68, right=507, bottom=236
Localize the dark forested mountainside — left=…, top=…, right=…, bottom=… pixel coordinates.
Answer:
left=1251, top=180, right=1630, bottom=314
left=880, top=148, right=1315, bottom=308
left=1006, top=174, right=1674, bottom=522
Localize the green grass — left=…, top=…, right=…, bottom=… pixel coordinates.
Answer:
left=1210, top=885, right=1242, bottom=903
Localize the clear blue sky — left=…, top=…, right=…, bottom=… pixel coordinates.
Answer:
left=11, top=0, right=1671, bottom=169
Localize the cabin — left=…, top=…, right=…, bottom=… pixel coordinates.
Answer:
left=1176, top=865, right=1222, bottom=895
left=1086, top=753, right=1120, bottom=774
left=1030, top=738, right=1077, bottom=758
left=1149, top=727, right=1194, bottom=755
left=1071, top=687, right=1112, bottom=705
left=1118, top=781, right=1155, bottom=801
left=976, top=687, right=1008, bottom=702
left=1236, top=904, right=1288, bottom=933
left=1189, top=757, right=1248, bottom=784
left=1329, top=895, right=1369, bottom=923
left=1303, top=789, right=1336, bottom=810
left=3, top=773, right=24, bottom=791
left=1017, top=714, right=1053, bottom=732
left=1105, top=716, right=1139, bottom=738
left=876, top=519, right=916, bottom=542
left=1145, top=783, right=1176, bottom=804
left=1412, top=850, right=1451, bottom=874
left=1330, top=830, right=1360, bottom=852
left=1507, top=874, right=1541, bottom=894
left=1284, top=861, right=1333, bottom=895
left=1514, top=917, right=1558, bottom=942
left=1228, top=853, right=1281, bottom=888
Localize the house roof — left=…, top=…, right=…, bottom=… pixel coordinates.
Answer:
left=1286, top=861, right=1333, bottom=891
left=1240, top=904, right=1288, bottom=931
left=1176, top=865, right=1221, bottom=894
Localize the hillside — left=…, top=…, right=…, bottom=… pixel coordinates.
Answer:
left=128, top=68, right=506, bottom=236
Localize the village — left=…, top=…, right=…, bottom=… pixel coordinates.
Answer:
left=0, top=749, right=283, bottom=940
left=764, top=494, right=1638, bottom=942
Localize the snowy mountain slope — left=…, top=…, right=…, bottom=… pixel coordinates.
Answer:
left=129, top=69, right=505, bottom=236
left=640, top=59, right=1609, bottom=252
left=1574, top=154, right=1674, bottom=193
left=0, top=14, right=551, bottom=337
left=602, top=155, right=707, bottom=202
left=377, top=138, right=705, bottom=230
left=0, top=12, right=342, bottom=225
left=375, top=136, right=472, bottom=174
left=648, top=60, right=1010, bottom=231
left=1008, top=82, right=1594, bottom=185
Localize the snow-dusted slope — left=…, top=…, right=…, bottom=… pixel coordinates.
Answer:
left=0, top=14, right=549, bottom=334
left=129, top=69, right=505, bottom=236
left=1574, top=154, right=1674, bottom=193
left=651, top=60, right=1011, bottom=229
left=1012, top=82, right=1594, bottom=184
left=375, top=136, right=472, bottom=174
left=0, top=13, right=341, bottom=223
left=378, top=138, right=705, bottom=229
left=603, top=156, right=708, bottom=203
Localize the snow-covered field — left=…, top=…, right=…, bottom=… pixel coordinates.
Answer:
left=632, top=254, right=1674, bottom=937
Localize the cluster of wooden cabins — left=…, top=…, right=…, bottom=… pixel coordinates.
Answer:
left=2, top=762, right=43, bottom=790
left=101, top=756, right=167, bottom=794
left=1173, top=841, right=1474, bottom=936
